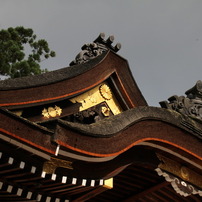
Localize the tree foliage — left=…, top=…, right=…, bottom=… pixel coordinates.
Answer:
left=0, top=26, right=56, bottom=78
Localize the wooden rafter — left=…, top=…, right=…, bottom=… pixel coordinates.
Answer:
left=123, top=181, right=169, bottom=202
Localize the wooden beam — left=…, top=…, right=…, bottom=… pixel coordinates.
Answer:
left=71, top=186, right=108, bottom=202
left=123, top=181, right=169, bottom=202
left=72, top=178, right=113, bottom=201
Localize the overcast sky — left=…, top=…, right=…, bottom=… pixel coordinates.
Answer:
left=1, top=0, right=202, bottom=106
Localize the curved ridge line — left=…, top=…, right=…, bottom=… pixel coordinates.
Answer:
left=57, top=138, right=202, bottom=160
left=0, top=73, right=113, bottom=107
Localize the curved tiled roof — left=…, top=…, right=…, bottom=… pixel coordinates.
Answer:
left=0, top=33, right=201, bottom=201
left=58, top=106, right=202, bottom=140
left=1, top=105, right=202, bottom=201
left=0, top=51, right=108, bottom=90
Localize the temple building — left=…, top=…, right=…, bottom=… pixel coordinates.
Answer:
left=0, top=33, right=202, bottom=201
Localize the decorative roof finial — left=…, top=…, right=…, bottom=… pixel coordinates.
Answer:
left=160, top=80, right=202, bottom=121
left=69, top=33, right=121, bottom=66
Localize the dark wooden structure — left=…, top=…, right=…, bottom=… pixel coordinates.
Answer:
left=0, top=33, right=202, bottom=201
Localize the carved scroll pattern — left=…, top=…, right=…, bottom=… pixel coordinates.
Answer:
left=160, top=80, right=202, bottom=121
left=156, top=154, right=202, bottom=197
left=70, top=33, right=121, bottom=66
left=156, top=168, right=202, bottom=197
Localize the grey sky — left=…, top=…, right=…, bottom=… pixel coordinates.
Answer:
left=1, top=0, right=202, bottom=106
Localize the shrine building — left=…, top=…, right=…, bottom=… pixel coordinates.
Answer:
left=0, top=33, right=202, bottom=201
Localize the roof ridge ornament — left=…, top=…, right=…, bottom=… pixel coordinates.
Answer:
left=69, top=33, right=121, bottom=66
left=160, top=80, right=202, bottom=121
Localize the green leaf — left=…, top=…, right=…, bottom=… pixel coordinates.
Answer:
left=0, top=26, right=56, bottom=79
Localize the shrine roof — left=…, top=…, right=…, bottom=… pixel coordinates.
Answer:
left=57, top=106, right=202, bottom=140
left=0, top=52, right=107, bottom=90
left=0, top=33, right=202, bottom=201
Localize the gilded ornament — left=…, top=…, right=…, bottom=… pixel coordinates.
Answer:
left=55, top=105, right=62, bottom=116
left=103, top=178, right=113, bottom=189
left=13, top=110, right=23, bottom=116
left=70, top=82, right=122, bottom=115
left=155, top=168, right=202, bottom=197
left=42, top=108, right=49, bottom=118
left=101, top=106, right=110, bottom=116
left=156, top=153, right=202, bottom=190
left=88, top=92, right=97, bottom=103
left=180, top=166, right=189, bottom=181
left=99, top=84, right=112, bottom=100
left=43, top=157, right=73, bottom=174
left=42, top=105, right=62, bottom=118
left=48, top=107, right=57, bottom=117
